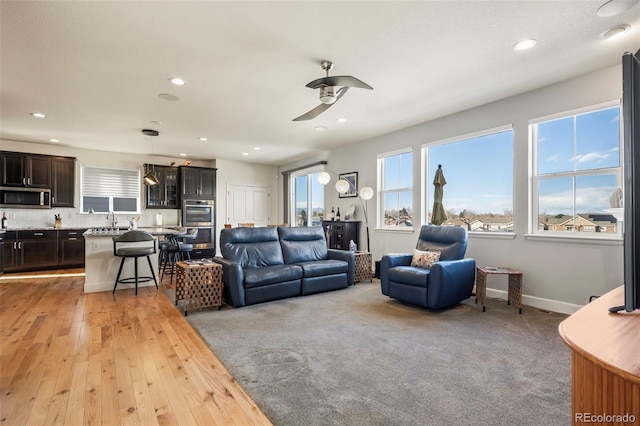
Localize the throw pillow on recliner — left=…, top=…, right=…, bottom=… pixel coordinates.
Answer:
left=411, top=249, right=441, bottom=269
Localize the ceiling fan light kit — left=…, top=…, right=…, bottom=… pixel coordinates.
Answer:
left=293, top=60, right=373, bottom=121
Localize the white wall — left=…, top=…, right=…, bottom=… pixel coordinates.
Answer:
left=214, top=158, right=279, bottom=254
left=280, top=65, right=624, bottom=314
left=0, top=140, right=279, bottom=254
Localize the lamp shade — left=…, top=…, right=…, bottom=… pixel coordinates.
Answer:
left=143, top=172, right=159, bottom=186
left=317, top=171, right=331, bottom=185
left=359, top=186, right=374, bottom=200
left=335, top=179, right=350, bottom=194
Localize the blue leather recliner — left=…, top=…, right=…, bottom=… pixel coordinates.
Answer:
left=380, top=225, right=476, bottom=309
left=213, top=226, right=355, bottom=307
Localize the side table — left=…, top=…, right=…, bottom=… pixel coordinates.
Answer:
left=475, top=266, right=523, bottom=314
left=175, top=261, right=223, bottom=315
left=354, top=251, right=373, bottom=283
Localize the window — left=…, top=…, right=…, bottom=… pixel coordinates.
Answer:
left=531, top=104, right=621, bottom=237
left=81, top=166, right=140, bottom=213
left=378, top=149, right=413, bottom=228
left=423, top=127, right=513, bottom=232
left=290, top=169, right=324, bottom=226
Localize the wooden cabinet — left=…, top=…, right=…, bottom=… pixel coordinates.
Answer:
left=3, top=230, right=58, bottom=272
left=145, top=165, right=178, bottom=208
left=1, top=152, right=51, bottom=188
left=51, top=156, right=76, bottom=207
left=2, top=229, right=86, bottom=272
left=180, top=166, right=216, bottom=199
left=58, top=229, right=86, bottom=266
left=321, top=220, right=360, bottom=251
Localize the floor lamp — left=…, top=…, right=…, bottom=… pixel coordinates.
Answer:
left=317, top=171, right=374, bottom=252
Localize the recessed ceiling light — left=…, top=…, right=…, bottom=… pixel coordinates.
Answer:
left=315, top=126, right=327, bottom=131
left=179, top=153, right=187, bottom=156
left=242, top=152, right=249, bottom=156
left=150, top=120, right=162, bottom=125
left=199, top=137, right=208, bottom=141
left=169, top=77, right=186, bottom=86
left=253, top=147, right=261, bottom=151
left=513, top=39, right=537, bottom=51
left=48, top=138, right=59, bottom=142
left=597, top=0, right=639, bottom=17
left=600, top=24, right=631, bottom=39
left=31, top=112, right=46, bottom=118
left=158, top=93, right=180, bottom=101
left=337, top=118, right=347, bottom=123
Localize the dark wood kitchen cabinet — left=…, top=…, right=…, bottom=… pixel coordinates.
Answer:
left=1, top=151, right=51, bottom=188
left=2, top=230, right=58, bottom=272
left=321, top=220, right=360, bottom=251
left=145, top=164, right=178, bottom=208
left=51, top=156, right=76, bottom=207
left=180, top=166, right=216, bottom=199
left=58, top=229, right=86, bottom=266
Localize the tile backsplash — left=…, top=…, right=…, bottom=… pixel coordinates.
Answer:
left=1, top=208, right=181, bottom=229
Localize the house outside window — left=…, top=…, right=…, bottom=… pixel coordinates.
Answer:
left=377, top=148, right=413, bottom=228
left=422, top=126, right=514, bottom=232
left=290, top=168, right=324, bottom=226
left=81, top=166, right=140, bottom=213
left=530, top=103, right=621, bottom=237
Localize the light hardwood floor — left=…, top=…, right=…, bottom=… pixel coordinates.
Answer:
left=0, top=270, right=273, bottom=425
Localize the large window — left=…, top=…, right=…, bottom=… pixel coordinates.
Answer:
left=423, top=127, right=513, bottom=232
left=378, top=149, right=413, bottom=228
left=81, top=166, right=140, bottom=213
left=531, top=104, right=621, bottom=236
left=290, top=169, right=324, bottom=226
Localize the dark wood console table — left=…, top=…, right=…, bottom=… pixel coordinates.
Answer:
left=558, top=286, right=640, bottom=424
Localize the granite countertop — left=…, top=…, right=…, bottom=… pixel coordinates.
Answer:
left=83, top=226, right=184, bottom=237
left=3, top=226, right=90, bottom=231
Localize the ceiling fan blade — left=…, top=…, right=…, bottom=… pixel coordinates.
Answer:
left=293, top=87, right=349, bottom=121
left=306, top=75, right=373, bottom=90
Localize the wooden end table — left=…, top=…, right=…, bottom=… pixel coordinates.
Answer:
left=175, top=261, right=223, bottom=315
left=354, top=251, right=373, bottom=283
left=475, top=266, right=523, bottom=314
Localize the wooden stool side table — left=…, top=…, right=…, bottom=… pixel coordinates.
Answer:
left=175, top=261, right=223, bottom=315
left=354, top=251, right=373, bottom=284
left=475, top=266, right=523, bottom=314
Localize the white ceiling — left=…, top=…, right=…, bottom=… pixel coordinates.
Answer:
left=1, top=1, right=639, bottom=166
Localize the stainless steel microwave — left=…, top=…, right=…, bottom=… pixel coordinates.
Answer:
left=0, top=186, right=51, bottom=208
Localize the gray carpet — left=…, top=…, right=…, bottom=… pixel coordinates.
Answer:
left=183, top=282, right=571, bottom=426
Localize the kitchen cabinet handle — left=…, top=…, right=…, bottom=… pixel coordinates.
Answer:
left=68, top=232, right=77, bottom=235
left=68, top=237, right=77, bottom=240
left=13, top=242, right=16, bottom=249
left=22, top=177, right=26, bottom=186
left=18, top=242, right=22, bottom=249
left=33, top=232, right=44, bottom=236
left=27, top=177, right=31, bottom=185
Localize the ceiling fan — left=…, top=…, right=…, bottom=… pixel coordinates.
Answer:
left=293, top=61, right=373, bottom=121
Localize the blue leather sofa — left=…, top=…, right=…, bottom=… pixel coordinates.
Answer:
left=380, top=225, right=476, bottom=309
left=213, top=226, right=355, bottom=307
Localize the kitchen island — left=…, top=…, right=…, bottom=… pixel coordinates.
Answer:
left=83, top=227, right=183, bottom=293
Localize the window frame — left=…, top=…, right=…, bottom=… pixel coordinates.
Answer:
left=80, top=166, right=141, bottom=214
left=376, top=147, right=414, bottom=230
left=529, top=101, right=622, bottom=240
left=421, top=125, right=514, bottom=233
left=288, top=165, right=325, bottom=227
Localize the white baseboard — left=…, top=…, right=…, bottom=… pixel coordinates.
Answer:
left=485, top=288, right=583, bottom=315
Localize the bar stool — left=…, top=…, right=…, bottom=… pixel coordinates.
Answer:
left=112, top=230, right=158, bottom=295
left=160, top=228, right=198, bottom=284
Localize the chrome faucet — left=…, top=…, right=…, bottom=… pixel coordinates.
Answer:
left=107, top=211, right=117, bottom=229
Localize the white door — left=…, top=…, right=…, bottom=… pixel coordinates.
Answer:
left=227, top=185, right=270, bottom=227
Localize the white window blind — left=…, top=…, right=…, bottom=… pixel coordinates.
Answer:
left=82, top=167, right=139, bottom=198
left=81, top=166, right=140, bottom=213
